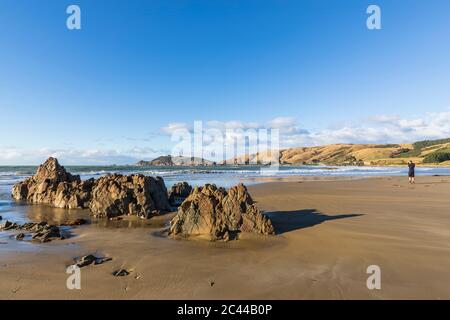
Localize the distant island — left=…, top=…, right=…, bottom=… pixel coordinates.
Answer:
left=136, top=155, right=216, bottom=166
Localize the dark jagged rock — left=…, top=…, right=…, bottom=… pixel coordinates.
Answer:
left=1, top=220, right=65, bottom=242
left=89, top=174, right=171, bottom=219
left=75, top=254, right=112, bottom=268
left=168, top=182, right=193, bottom=206
left=30, top=224, right=63, bottom=242
left=15, top=233, right=25, bottom=240
left=169, top=183, right=275, bottom=241
left=112, top=269, right=130, bottom=276
left=75, top=254, right=97, bottom=268
left=0, top=220, right=18, bottom=231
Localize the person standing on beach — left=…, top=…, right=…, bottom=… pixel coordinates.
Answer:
left=408, top=160, right=415, bottom=184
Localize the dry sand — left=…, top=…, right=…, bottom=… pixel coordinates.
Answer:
left=1, top=176, right=450, bottom=299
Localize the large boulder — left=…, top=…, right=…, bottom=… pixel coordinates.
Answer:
left=11, top=157, right=92, bottom=209
left=169, top=183, right=275, bottom=240
left=89, top=174, right=171, bottom=218
left=168, top=182, right=193, bottom=206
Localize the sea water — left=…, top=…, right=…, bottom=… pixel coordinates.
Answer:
left=2, top=164, right=450, bottom=200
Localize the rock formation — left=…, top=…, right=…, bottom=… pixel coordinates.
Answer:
left=11, top=157, right=92, bottom=209
left=169, top=183, right=275, bottom=240
left=74, top=254, right=112, bottom=268
left=11, top=157, right=171, bottom=219
left=0, top=220, right=65, bottom=242
left=137, top=155, right=214, bottom=166
left=89, top=174, right=171, bottom=218
left=112, top=269, right=130, bottom=276
left=168, top=182, right=193, bottom=206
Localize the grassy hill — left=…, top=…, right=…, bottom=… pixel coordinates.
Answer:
left=232, top=138, right=450, bottom=166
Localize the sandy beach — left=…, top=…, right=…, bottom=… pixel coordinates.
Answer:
left=1, top=175, right=450, bottom=300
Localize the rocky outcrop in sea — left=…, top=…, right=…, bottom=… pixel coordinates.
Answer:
left=169, top=183, right=275, bottom=241
left=12, top=157, right=171, bottom=219
left=11, top=158, right=276, bottom=241
left=89, top=174, right=171, bottom=219
left=11, top=157, right=93, bottom=209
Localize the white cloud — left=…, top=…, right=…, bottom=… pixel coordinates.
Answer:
left=267, top=117, right=309, bottom=135
left=161, top=122, right=191, bottom=134
left=161, top=117, right=308, bottom=135
left=268, top=116, right=297, bottom=128
left=0, top=147, right=161, bottom=165
left=282, top=110, right=450, bottom=147
left=206, top=120, right=260, bottom=131
left=3, top=111, right=450, bottom=165
left=158, top=110, right=450, bottom=151
left=365, top=114, right=400, bottom=124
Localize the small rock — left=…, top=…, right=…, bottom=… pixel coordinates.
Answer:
left=1, top=220, right=18, bottom=231
left=112, top=269, right=130, bottom=277
left=75, top=255, right=96, bottom=268
left=209, top=281, right=215, bottom=287
left=2, top=220, right=65, bottom=243
left=21, top=222, right=37, bottom=230
left=15, top=233, right=25, bottom=241
left=0, top=220, right=12, bottom=230
left=31, top=225, right=62, bottom=243
left=95, top=256, right=112, bottom=265
left=75, top=254, right=112, bottom=268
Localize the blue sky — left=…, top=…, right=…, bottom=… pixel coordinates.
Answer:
left=1, top=0, right=450, bottom=164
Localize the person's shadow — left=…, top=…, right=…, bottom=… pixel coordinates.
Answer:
left=265, top=209, right=362, bottom=234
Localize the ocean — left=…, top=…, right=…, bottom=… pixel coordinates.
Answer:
left=2, top=164, right=450, bottom=201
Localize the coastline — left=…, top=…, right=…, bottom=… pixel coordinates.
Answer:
left=2, top=175, right=450, bottom=299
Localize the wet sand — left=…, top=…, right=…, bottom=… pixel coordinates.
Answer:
left=1, top=176, right=450, bottom=299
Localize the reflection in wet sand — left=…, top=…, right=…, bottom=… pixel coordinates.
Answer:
left=0, top=200, right=177, bottom=255
left=11, top=201, right=175, bottom=230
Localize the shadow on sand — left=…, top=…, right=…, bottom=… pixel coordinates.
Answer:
left=265, top=209, right=363, bottom=234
